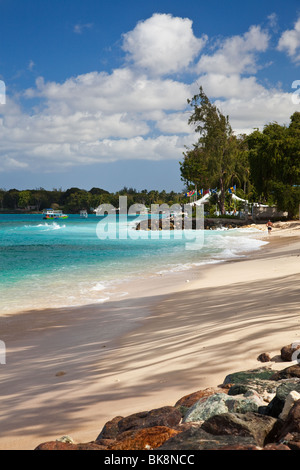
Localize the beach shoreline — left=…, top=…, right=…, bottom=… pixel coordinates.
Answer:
left=0, top=221, right=299, bottom=450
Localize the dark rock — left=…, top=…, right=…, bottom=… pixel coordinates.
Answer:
left=279, top=431, right=300, bottom=450
left=117, top=406, right=182, bottom=434
left=96, top=416, right=123, bottom=440
left=223, top=366, right=275, bottom=385
left=263, top=443, right=290, bottom=450
left=276, top=380, right=300, bottom=401
left=215, top=444, right=261, bottom=450
left=201, top=412, right=279, bottom=447
left=94, top=438, right=115, bottom=447
left=279, top=400, right=300, bottom=440
left=260, top=379, right=300, bottom=418
left=262, top=397, right=283, bottom=418
left=257, top=353, right=271, bottom=363
left=286, top=441, right=300, bottom=450
left=228, top=384, right=250, bottom=396
left=158, top=425, right=258, bottom=450
left=270, top=365, right=300, bottom=381
left=281, top=344, right=300, bottom=362
left=223, top=367, right=278, bottom=397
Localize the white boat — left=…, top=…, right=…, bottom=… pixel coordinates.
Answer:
left=42, top=209, right=68, bottom=220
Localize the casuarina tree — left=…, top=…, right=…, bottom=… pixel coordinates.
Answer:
left=180, top=86, right=240, bottom=215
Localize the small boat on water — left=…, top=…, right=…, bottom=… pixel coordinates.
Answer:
left=43, top=209, right=68, bottom=220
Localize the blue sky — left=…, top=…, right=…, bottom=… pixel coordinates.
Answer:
left=1, top=0, right=300, bottom=192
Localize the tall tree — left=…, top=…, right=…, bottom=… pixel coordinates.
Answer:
left=181, top=86, right=239, bottom=214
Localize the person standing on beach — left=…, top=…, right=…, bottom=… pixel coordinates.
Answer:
left=266, top=220, right=273, bottom=234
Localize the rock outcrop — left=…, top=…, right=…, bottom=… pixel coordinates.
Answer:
left=35, top=344, right=300, bottom=451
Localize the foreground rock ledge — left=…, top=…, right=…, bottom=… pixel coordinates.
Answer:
left=34, top=356, right=300, bottom=451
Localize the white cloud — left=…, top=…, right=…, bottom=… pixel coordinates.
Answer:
left=122, top=13, right=207, bottom=76
left=28, top=60, right=35, bottom=71
left=0, top=156, right=28, bottom=171
left=26, top=68, right=190, bottom=114
left=0, top=14, right=298, bottom=175
left=155, top=111, right=191, bottom=134
left=73, top=23, right=93, bottom=34
left=267, top=13, right=279, bottom=32
left=196, top=25, right=270, bottom=75
left=196, top=73, right=266, bottom=100
left=0, top=80, right=5, bottom=104
left=215, top=91, right=298, bottom=135
left=277, top=18, right=300, bottom=61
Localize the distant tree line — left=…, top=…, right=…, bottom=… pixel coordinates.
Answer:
left=0, top=186, right=186, bottom=214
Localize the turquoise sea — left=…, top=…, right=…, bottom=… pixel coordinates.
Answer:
left=0, top=214, right=268, bottom=314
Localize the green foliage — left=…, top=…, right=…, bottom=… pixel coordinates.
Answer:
left=247, top=112, right=300, bottom=217
left=0, top=187, right=185, bottom=214
left=181, top=86, right=249, bottom=214
left=18, top=190, right=32, bottom=209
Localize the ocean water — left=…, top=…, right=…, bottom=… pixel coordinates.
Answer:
left=0, top=214, right=268, bottom=314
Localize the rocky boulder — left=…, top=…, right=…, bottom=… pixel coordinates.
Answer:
left=96, top=416, right=123, bottom=440
left=279, top=391, right=300, bottom=420
left=270, top=365, right=300, bottom=381
left=106, top=426, right=179, bottom=450
left=183, top=391, right=267, bottom=423
left=280, top=343, right=300, bottom=362
left=174, top=387, right=228, bottom=416
left=116, top=406, right=182, bottom=434
left=158, top=425, right=259, bottom=450
left=257, top=353, right=271, bottom=363
left=201, top=412, right=281, bottom=447
left=279, top=400, right=300, bottom=440
left=223, top=366, right=279, bottom=401
left=253, top=378, right=300, bottom=418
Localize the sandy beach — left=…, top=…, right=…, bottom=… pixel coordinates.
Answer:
left=0, top=221, right=299, bottom=450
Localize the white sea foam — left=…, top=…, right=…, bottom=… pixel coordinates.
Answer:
left=91, top=282, right=106, bottom=292
left=24, top=222, right=66, bottom=230
left=95, top=297, right=110, bottom=303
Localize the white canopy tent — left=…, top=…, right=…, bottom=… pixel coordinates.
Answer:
left=232, top=194, right=248, bottom=203
left=186, top=193, right=211, bottom=206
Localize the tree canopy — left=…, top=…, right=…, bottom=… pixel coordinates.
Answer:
left=180, top=86, right=245, bottom=214
left=247, top=112, right=300, bottom=217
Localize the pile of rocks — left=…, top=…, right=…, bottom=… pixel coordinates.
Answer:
left=35, top=343, right=300, bottom=451
left=135, top=218, right=249, bottom=231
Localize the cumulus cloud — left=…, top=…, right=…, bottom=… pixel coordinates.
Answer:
left=26, top=68, right=190, bottom=114
left=196, top=73, right=266, bottom=100
left=122, top=13, right=207, bottom=76
left=0, top=13, right=298, bottom=174
left=214, top=91, right=298, bottom=135
left=196, top=25, right=270, bottom=75
left=277, top=18, right=300, bottom=61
